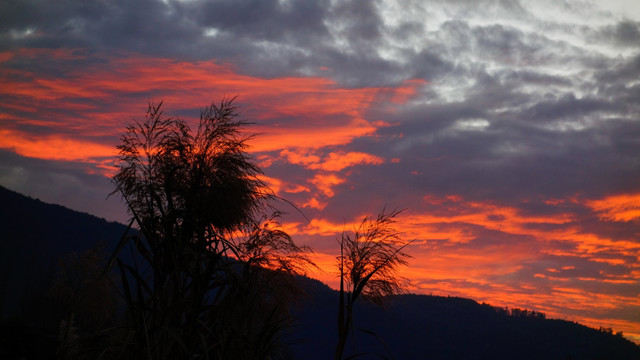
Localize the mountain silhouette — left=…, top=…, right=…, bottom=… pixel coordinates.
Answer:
left=0, top=185, right=129, bottom=320
left=0, top=185, right=638, bottom=359
left=288, top=277, right=640, bottom=359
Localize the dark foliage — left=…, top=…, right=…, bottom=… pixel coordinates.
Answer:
left=110, top=99, right=313, bottom=359
left=335, top=209, right=411, bottom=360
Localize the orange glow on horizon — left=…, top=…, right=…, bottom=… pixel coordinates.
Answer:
left=283, top=193, right=640, bottom=344
left=304, top=248, right=640, bottom=345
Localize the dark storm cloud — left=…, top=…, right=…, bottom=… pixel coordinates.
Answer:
left=595, top=20, right=640, bottom=46
left=614, top=20, right=640, bottom=45
left=195, top=0, right=329, bottom=38
left=0, top=0, right=186, bottom=51
left=0, top=0, right=446, bottom=86
left=366, top=108, right=640, bottom=204
left=1, top=0, right=634, bottom=93
left=332, top=6, right=640, bottom=209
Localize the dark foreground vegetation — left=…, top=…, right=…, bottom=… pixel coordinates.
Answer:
left=2, top=185, right=639, bottom=359
left=107, top=99, right=316, bottom=359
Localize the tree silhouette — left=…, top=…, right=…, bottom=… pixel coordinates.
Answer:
left=111, top=98, right=313, bottom=359
left=335, top=209, right=411, bottom=360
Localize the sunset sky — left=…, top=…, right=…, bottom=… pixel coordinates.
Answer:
left=2, top=0, right=640, bottom=343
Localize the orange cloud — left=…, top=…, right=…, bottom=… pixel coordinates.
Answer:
left=309, top=173, right=345, bottom=198
left=587, top=193, right=640, bottom=222
left=0, top=129, right=115, bottom=162
left=281, top=149, right=384, bottom=171
left=251, top=119, right=378, bottom=152
left=280, top=149, right=321, bottom=167
left=303, top=197, right=327, bottom=210
left=407, top=196, right=576, bottom=242
left=308, top=151, right=384, bottom=171
left=285, top=184, right=310, bottom=194
left=256, top=174, right=282, bottom=195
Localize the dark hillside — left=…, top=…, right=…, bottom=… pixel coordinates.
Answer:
left=0, top=185, right=128, bottom=318
left=288, top=280, right=640, bottom=360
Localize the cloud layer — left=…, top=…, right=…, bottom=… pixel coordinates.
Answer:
left=2, top=0, right=640, bottom=342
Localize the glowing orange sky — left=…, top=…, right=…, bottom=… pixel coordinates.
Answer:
left=1, top=49, right=422, bottom=159
left=1, top=48, right=639, bottom=343
left=287, top=192, right=640, bottom=341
